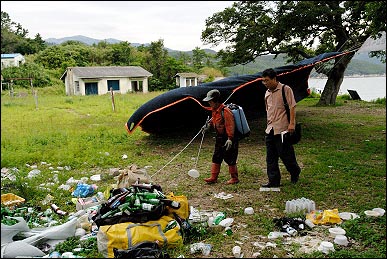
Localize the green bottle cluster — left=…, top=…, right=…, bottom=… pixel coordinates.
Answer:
left=101, top=188, right=180, bottom=219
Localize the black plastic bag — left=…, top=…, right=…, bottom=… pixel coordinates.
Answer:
left=113, top=242, right=170, bottom=258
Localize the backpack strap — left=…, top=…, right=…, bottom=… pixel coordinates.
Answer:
left=282, top=85, right=290, bottom=123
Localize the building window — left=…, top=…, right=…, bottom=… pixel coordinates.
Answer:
left=132, top=81, right=143, bottom=92
left=75, top=81, right=80, bottom=92
left=108, top=80, right=120, bottom=91
left=186, top=78, right=195, bottom=87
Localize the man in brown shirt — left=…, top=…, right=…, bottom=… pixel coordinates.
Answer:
left=261, top=68, right=301, bottom=187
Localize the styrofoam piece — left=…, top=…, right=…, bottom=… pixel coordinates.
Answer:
left=339, top=212, right=360, bottom=220
left=188, top=169, right=200, bottom=178
left=20, top=218, right=77, bottom=245
left=364, top=210, right=380, bottom=217
left=334, top=235, right=349, bottom=246
left=329, top=227, right=346, bottom=237
left=318, top=241, right=335, bottom=254
left=1, top=240, right=46, bottom=258
left=260, top=187, right=280, bottom=192
left=244, top=207, right=254, bottom=215
left=1, top=217, right=30, bottom=244
left=372, top=208, right=385, bottom=216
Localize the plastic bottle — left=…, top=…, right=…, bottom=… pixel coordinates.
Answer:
left=141, top=203, right=154, bottom=211
left=213, top=212, right=226, bottom=225
left=161, top=199, right=180, bottom=209
left=137, top=192, right=159, bottom=199
left=225, top=226, right=233, bottom=236
left=163, top=220, right=177, bottom=232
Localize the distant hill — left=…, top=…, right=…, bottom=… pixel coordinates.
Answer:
left=45, top=35, right=218, bottom=54
left=45, top=35, right=385, bottom=76
left=45, top=35, right=149, bottom=48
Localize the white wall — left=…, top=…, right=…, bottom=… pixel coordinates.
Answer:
left=1, top=55, right=25, bottom=69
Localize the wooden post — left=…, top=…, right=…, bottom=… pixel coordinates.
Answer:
left=10, top=80, right=14, bottom=97
left=30, top=78, right=34, bottom=95
left=110, top=87, right=115, bottom=112
left=34, top=89, right=38, bottom=109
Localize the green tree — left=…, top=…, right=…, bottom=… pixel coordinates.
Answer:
left=1, top=11, right=46, bottom=54
left=109, top=41, right=134, bottom=65
left=192, top=47, right=207, bottom=71
left=201, top=1, right=386, bottom=105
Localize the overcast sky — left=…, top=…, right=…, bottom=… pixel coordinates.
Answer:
left=2, top=1, right=235, bottom=51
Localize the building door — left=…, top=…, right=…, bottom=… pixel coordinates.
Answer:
left=85, top=82, right=98, bottom=95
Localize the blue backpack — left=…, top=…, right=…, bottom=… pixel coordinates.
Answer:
left=221, top=103, right=251, bottom=140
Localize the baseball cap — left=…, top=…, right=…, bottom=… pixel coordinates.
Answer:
left=203, top=89, right=220, bottom=102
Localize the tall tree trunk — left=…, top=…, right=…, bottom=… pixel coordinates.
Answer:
left=317, top=52, right=355, bottom=106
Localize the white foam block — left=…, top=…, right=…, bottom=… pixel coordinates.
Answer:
left=259, top=187, right=280, bottom=192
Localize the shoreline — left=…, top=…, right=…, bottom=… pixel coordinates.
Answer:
left=310, top=74, right=386, bottom=79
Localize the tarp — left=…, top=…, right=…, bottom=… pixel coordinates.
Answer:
left=125, top=51, right=348, bottom=135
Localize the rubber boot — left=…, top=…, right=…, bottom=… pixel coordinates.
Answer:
left=204, top=163, right=220, bottom=184
left=226, top=164, right=239, bottom=184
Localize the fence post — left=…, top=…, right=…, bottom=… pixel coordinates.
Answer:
left=34, top=89, right=38, bottom=109
left=110, top=87, right=115, bottom=112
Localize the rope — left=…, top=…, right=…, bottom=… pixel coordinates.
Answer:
left=150, top=127, right=205, bottom=179
left=194, top=130, right=206, bottom=169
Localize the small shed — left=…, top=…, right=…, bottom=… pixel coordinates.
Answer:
left=1, top=53, right=25, bottom=69
left=174, top=72, right=199, bottom=87
left=60, top=66, right=153, bottom=96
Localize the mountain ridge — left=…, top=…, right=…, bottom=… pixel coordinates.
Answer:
left=44, top=35, right=385, bottom=76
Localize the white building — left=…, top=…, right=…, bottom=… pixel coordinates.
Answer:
left=174, top=72, right=199, bottom=87
left=1, top=53, right=25, bottom=69
left=60, top=66, right=153, bottom=96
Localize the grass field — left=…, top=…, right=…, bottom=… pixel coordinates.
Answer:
left=1, top=89, right=386, bottom=258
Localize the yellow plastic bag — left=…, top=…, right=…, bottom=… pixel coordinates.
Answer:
left=306, top=209, right=342, bottom=225
left=97, top=215, right=183, bottom=258
left=165, top=192, right=189, bottom=220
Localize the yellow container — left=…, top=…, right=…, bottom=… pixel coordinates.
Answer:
left=1, top=193, right=25, bottom=207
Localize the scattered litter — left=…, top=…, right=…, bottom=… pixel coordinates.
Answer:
left=214, top=192, right=234, bottom=199
left=259, top=187, right=280, bottom=192
left=364, top=210, right=381, bottom=217
left=285, top=197, right=315, bottom=213
left=58, top=184, right=71, bottom=191
left=328, top=227, right=346, bottom=237
left=122, top=154, right=128, bottom=159
left=268, top=231, right=289, bottom=239
left=90, top=174, right=101, bottom=181
left=190, top=242, right=212, bottom=256
left=232, top=245, right=242, bottom=258
left=372, top=208, right=385, bottom=216
left=265, top=242, right=277, bottom=248
left=41, top=194, right=54, bottom=205
left=244, top=207, right=254, bottom=215
left=1, top=193, right=25, bottom=207
left=306, top=209, right=342, bottom=225
left=334, top=235, right=349, bottom=246
left=27, top=169, right=41, bottom=178
left=318, top=241, right=335, bottom=254
left=339, top=212, right=360, bottom=220
left=219, top=217, right=234, bottom=227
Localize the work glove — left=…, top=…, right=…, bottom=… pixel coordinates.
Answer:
left=224, top=139, right=232, bottom=151
left=201, top=122, right=210, bottom=134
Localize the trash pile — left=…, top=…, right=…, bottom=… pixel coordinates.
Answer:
left=1, top=163, right=386, bottom=258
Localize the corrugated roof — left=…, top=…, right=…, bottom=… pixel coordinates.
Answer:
left=67, top=66, right=153, bottom=78
left=1, top=53, right=23, bottom=59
